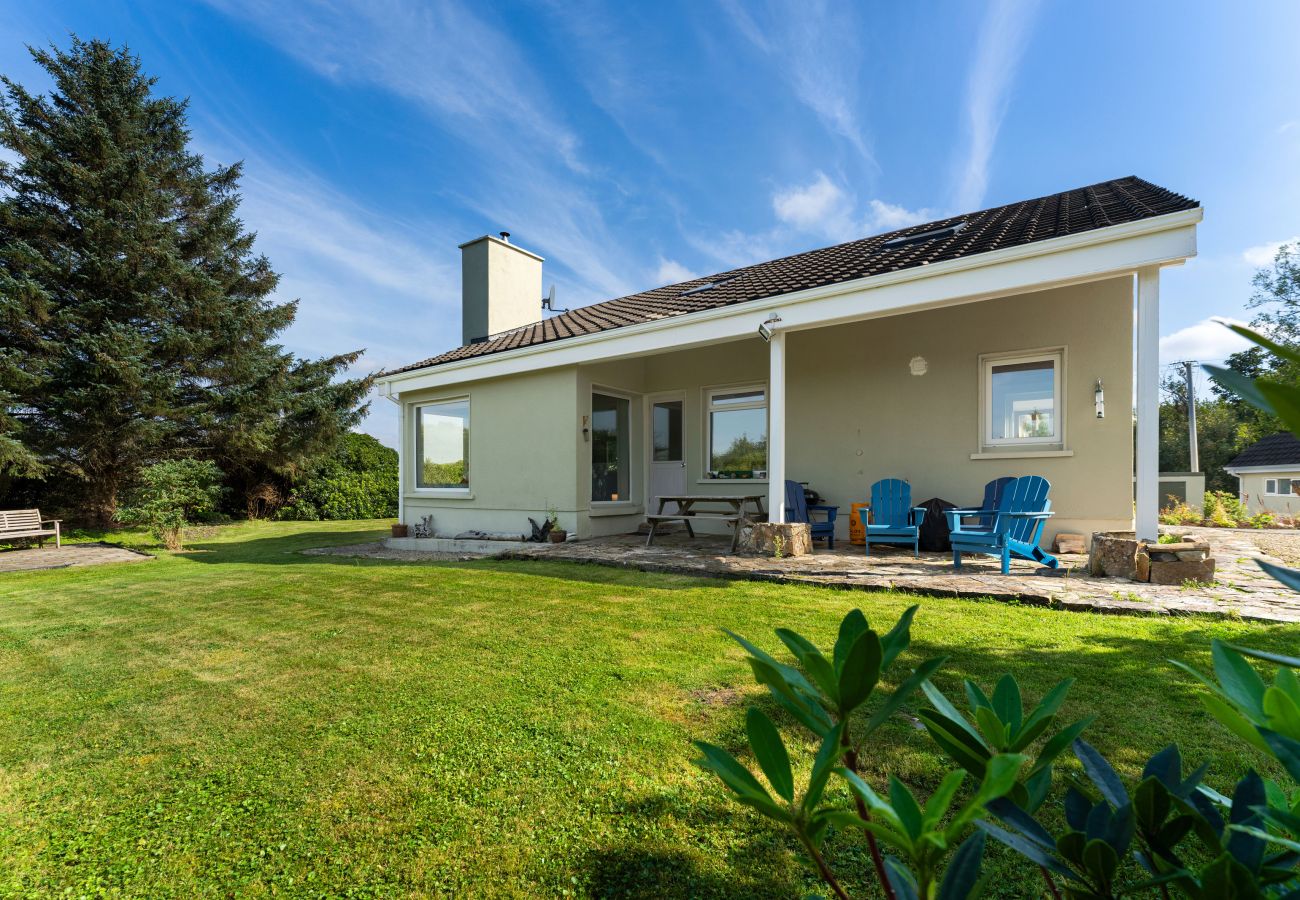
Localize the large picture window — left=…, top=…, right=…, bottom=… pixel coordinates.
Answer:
left=416, top=399, right=469, bottom=488
left=982, top=351, right=1062, bottom=448
left=706, top=387, right=767, bottom=479
left=591, top=392, right=630, bottom=502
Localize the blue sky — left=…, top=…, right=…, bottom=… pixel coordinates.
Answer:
left=4, top=1, right=1299, bottom=446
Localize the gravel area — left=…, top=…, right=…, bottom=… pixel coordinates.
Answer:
left=1240, top=530, right=1300, bottom=567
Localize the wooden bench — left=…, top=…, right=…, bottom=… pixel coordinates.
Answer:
left=645, top=513, right=743, bottom=550
left=0, top=509, right=62, bottom=548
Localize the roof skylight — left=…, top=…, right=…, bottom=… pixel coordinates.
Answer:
left=679, top=276, right=735, bottom=296
left=881, top=221, right=968, bottom=250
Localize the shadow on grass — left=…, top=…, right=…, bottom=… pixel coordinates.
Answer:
left=583, top=790, right=802, bottom=898
left=175, top=529, right=732, bottom=591
left=582, top=844, right=795, bottom=899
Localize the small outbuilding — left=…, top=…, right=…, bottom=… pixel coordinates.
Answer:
left=1225, top=433, right=1300, bottom=515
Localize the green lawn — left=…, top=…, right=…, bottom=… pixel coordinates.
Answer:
left=0, top=520, right=1296, bottom=898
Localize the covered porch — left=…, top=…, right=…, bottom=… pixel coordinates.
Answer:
left=575, top=269, right=1156, bottom=548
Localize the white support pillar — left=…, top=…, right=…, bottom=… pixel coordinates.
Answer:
left=394, top=394, right=406, bottom=525
left=1135, top=267, right=1160, bottom=541
left=767, top=329, right=787, bottom=523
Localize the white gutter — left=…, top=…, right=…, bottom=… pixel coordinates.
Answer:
left=378, top=207, right=1202, bottom=393
left=1225, top=464, right=1300, bottom=475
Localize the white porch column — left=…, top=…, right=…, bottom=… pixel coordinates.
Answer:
left=1135, top=267, right=1160, bottom=541
left=394, top=394, right=406, bottom=525
left=767, top=329, right=787, bottom=522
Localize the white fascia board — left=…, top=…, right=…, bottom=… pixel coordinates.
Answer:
left=380, top=208, right=1201, bottom=395
left=1224, top=465, right=1300, bottom=475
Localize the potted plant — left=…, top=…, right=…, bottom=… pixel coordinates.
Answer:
left=391, top=522, right=408, bottom=538
left=546, top=504, right=567, bottom=543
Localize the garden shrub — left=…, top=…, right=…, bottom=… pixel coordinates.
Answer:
left=118, top=459, right=224, bottom=549
left=275, top=433, right=396, bottom=521
left=697, top=606, right=1300, bottom=899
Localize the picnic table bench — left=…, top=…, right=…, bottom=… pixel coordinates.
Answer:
left=645, top=494, right=767, bottom=553
left=0, top=509, right=62, bottom=548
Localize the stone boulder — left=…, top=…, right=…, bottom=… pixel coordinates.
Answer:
left=1089, top=532, right=1141, bottom=580
left=740, top=522, right=812, bottom=557
left=1147, top=541, right=1214, bottom=585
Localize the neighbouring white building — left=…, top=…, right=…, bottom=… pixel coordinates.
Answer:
left=1226, top=433, right=1300, bottom=516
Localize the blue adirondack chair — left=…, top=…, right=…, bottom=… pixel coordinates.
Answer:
left=945, top=475, right=1058, bottom=574
left=858, top=479, right=926, bottom=557
left=959, top=476, right=1016, bottom=530
left=785, top=480, right=839, bottom=549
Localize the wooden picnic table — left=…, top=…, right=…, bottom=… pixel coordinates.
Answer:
left=645, top=494, right=768, bottom=552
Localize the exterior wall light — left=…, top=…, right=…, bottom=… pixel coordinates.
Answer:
left=757, top=313, right=782, bottom=343
left=1095, top=379, right=1105, bottom=418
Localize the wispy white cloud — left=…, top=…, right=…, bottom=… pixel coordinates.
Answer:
left=1160, top=317, right=1252, bottom=365
left=1242, top=236, right=1300, bottom=267
left=719, top=0, right=874, bottom=169
left=773, top=172, right=848, bottom=231
left=654, top=258, right=696, bottom=284
left=953, top=0, right=1041, bottom=211
left=205, top=0, right=642, bottom=308
left=772, top=171, right=934, bottom=242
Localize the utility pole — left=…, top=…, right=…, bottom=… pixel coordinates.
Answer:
left=1183, top=360, right=1199, bottom=473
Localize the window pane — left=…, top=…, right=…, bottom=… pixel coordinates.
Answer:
left=990, top=359, right=1055, bottom=441
left=652, top=401, right=683, bottom=462
left=711, top=389, right=764, bottom=408
left=1282, top=479, right=1293, bottom=495
left=709, top=407, right=767, bottom=478
left=592, top=393, right=629, bottom=502
left=1268, top=480, right=1277, bottom=494
left=416, top=400, right=469, bottom=488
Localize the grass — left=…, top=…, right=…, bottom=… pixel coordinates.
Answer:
left=1, top=519, right=1297, bottom=898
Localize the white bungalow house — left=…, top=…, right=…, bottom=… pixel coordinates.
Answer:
left=1226, top=433, right=1300, bottom=517
left=374, top=177, right=1201, bottom=547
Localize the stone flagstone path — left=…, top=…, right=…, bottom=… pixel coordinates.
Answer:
left=0, top=541, right=153, bottom=574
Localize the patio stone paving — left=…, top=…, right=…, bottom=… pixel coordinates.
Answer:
left=0, top=542, right=153, bottom=573
left=495, top=526, right=1300, bottom=624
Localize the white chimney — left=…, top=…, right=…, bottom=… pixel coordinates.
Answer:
left=458, top=232, right=544, bottom=344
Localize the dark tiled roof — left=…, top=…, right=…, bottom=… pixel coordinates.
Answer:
left=1227, top=433, right=1300, bottom=469
left=387, top=176, right=1198, bottom=376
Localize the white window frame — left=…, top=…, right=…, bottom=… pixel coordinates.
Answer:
left=1266, top=478, right=1296, bottom=496
left=411, top=396, right=471, bottom=495
left=702, top=383, right=769, bottom=482
left=590, top=386, right=637, bottom=507
left=979, top=349, right=1065, bottom=451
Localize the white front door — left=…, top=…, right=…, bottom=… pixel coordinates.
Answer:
left=649, top=396, right=686, bottom=513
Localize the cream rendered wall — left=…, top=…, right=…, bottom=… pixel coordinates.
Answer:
left=401, top=366, right=580, bottom=536
left=1236, top=472, right=1300, bottom=516
left=783, top=277, right=1135, bottom=543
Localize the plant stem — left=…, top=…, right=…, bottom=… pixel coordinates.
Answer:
left=1039, top=865, right=1063, bottom=900
left=843, top=743, right=897, bottom=900
left=800, top=833, right=852, bottom=900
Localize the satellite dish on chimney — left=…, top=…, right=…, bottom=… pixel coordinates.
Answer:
left=542, top=284, right=567, bottom=313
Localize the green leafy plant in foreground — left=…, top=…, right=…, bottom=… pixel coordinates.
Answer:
left=696, top=605, right=1300, bottom=898
left=695, top=607, right=1029, bottom=899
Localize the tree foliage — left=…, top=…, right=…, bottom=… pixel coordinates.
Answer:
left=0, top=37, right=371, bottom=523
left=118, top=459, right=224, bottom=550
left=276, top=432, right=397, bottom=521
